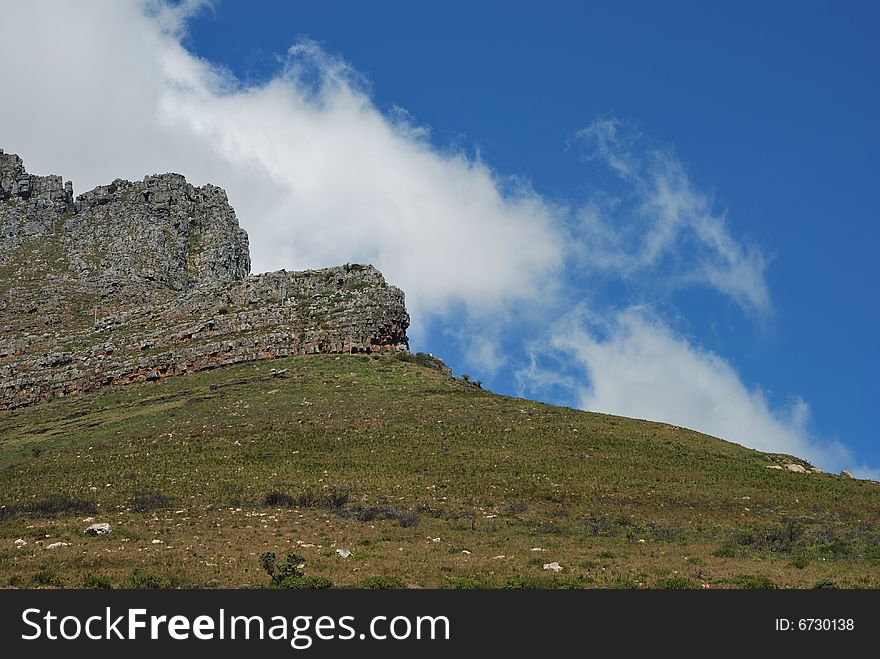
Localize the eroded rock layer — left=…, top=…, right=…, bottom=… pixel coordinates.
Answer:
left=0, top=149, right=409, bottom=409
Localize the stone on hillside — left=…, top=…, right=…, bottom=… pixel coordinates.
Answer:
left=783, top=463, right=807, bottom=473
left=85, top=523, right=112, bottom=536
left=840, top=470, right=854, bottom=479
left=543, top=562, right=563, bottom=572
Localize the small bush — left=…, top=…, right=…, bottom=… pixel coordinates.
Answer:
left=712, top=543, right=740, bottom=558
left=501, top=576, right=584, bottom=589
left=263, top=491, right=295, bottom=507
left=790, top=555, right=811, bottom=569
left=326, top=488, right=350, bottom=510
left=128, top=568, right=179, bottom=589
left=655, top=577, right=699, bottom=589
left=609, top=577, right=640, bottom=589
left=733, top=575, right=778, bottom=590
left=357, top=576, right=405, bottom=589
left=276, top=576, right=333, bottom=590
left=7, top=575, right=24, bottom=588
left=340, top=505, right=420, bottom=528
left=129, top=491, right=174, bottom=513
left=442, top=576, right=485, bottom=589
left=813, top=580, right=840, bottom=589
left=32, top=571, right=64, bottom=587
left=24, top=495, right=96, bottom=517
left=80, top=574, right=112, bottom=589
left=260, top=551, right=305, bottom=585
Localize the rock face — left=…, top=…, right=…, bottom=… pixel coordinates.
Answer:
left=0, top=149, right=410, bottom=410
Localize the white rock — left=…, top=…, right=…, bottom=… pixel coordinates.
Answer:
left=784, top=463, right=807, bottom=473
left=461, top=550, right=471, bottom=555
left=336, top=548, right=352, bottom=558
left=14, top=538, right=26, bottom=547
left=530, top=547, right=545, bottom=552
left=431, top=537, right=440, bottom=543
left=543, top=562, right=563, bottom=572
left=46, top=542, right=69, bottom=550
left=765, top=465, right=783, bottom=470
left=151, top=539, right=163, bottom=544
left=85, top=522, right=111, bottom=536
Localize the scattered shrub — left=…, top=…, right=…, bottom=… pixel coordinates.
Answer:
left=338, top=505, right=420, bottom=528
left=501, top=576, right=584, bottom=589
left=813, top=580, right=840, bottom=589
left=712, top=544, right=740, bottom=558
left=277, top=576, right=333, bottom=590
left=129, top=491, right=174, bottom=513
left=357, top=576, right=405, bottom=589
left=326, top=488, right=350, bottom=510
left=442, top=576, right=485, bottom=589
left=260, top=551, right=305, bottom=585
left=733, top=575, right=778, bottom=590
left=655, top=577, right=699, bottom=589
left=31, top=571, right=64, bottom=587
left=80, top=574, right=112, bottom=589
left=790, top=555, right=811, bottom=569
left=23, top=495, right=96, bottom=517
left=128, top=568, right=180, bottom=589
left=263, top=491, right=295, bottom=507
left=294, top=490, right=322, bottom=508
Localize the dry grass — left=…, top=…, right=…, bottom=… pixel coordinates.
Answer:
left=1, top=354, right=878, bottom=588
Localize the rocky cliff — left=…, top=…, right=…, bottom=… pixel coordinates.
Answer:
left=0, top=149, right=409, bottom=409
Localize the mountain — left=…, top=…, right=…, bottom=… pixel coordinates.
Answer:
left=1, top=150, right=878, bottom=589
left=0, top=149, right=408, bottom=410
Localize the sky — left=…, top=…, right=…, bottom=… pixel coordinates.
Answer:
left=1, top=1, right=878, bottom=477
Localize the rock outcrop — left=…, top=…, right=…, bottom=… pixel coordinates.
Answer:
left=0, top=149, right=409, bottom=410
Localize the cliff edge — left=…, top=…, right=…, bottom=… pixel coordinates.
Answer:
left=0, top=149, right=409, bottom=409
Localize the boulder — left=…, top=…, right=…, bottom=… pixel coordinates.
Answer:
left=85, top=522, right=112, bottom=536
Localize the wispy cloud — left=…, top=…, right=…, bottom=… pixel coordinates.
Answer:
left=573, top=119, right=771, bottom=313
left=520, top=305, right=858, bottom=473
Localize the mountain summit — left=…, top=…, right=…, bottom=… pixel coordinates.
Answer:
left=0, top=149, right=409, bottom=409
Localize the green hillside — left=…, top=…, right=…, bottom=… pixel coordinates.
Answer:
left=1, top=354, right=878, bottom=589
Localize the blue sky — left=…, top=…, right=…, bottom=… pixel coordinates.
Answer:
left=2, top=1, right=878, bottom=475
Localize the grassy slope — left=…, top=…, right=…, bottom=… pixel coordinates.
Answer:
left=0, top=354, right=878, bottom=589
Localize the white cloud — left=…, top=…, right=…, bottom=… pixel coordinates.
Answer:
left=574, top=119, right=771, bottom=313
left=521, top=305, right=858, bottom=473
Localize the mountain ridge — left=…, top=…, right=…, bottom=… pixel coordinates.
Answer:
left=0, top=149, right=409, bottom=410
